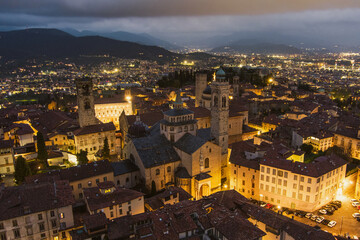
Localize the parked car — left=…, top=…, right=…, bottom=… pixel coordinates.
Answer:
left=305, top=213, right=313, bottom=219
left=352, top=213, right=360, bottom=218
left=353, top=236, right=359, bottom=240
left=260, top=202, right=266, bottom=207
left=296, top=210, right=307, bottom=218
left=350, top=199, right=358, bottom=203
left=319, top=209, right=327, bottom=215
left=311, top=215, right=318, bottom=221
left=329, top=204, right=339, bottom=210
left=331, top=200, right=342, bottom=207
left=321, top=219, right=330, bottom=226
left=328, top=221, right=336, bottom=228
left=352, top=202, right=360, bottom=207
left=316, top=216, right=325, bottom=223
left=265, top=203, right=273, bottom=209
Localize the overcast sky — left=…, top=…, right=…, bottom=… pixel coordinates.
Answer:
left=1, top=0, right=359, bottom=46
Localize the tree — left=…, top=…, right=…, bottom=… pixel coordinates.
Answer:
left=37, top=132, right=48, bottom=167
left=102, top=137, right=110, bottom=159
left=14, top=156, right=31, bottom=184
left=151, top=181, right=157, bottom=195
left=300, top=144, right=313, bottom=155
left=77, top=150, right=89, bottom=165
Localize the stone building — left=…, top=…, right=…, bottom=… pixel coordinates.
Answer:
left=123, top=70, right=230, bottom=199
left=0, top=181, right=75, bottom=240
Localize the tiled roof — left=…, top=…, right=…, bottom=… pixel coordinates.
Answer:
left=73, top=122, right=115, bottom=136
left=175, top=167, right=192, bottom=179
left=126, top=112, right=164, bottom=127
left=132, top=134, right=181, bottom=168
left=145, top=186, right=192, bottom=210
left=0, top=181, right=75, bottom=221
left=260, top=154, right=347, bottom=178
left=83, top=184, right=143, bottom=211
left=26, top=160, right=113, bottom=183
left=174, top=133, right=207, bottom=155
left=111, top=159, right=139, bottom=176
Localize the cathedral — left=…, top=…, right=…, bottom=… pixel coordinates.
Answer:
left=123, top=69, right=233, bottom=199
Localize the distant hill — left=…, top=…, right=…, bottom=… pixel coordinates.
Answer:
left=211, top=41, right=302, bottom=55
left=62, top=28, right=180, bottom=50
left=0, top=28, right=180, bottom=61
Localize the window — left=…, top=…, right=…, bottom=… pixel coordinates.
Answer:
left=299, top=185, right=303, bottom=191
left=0, top=232, right=7, bottom=240
left=272, top=177, right=275, bottom=184
left=156, top=169, right=160, bottom=175
left=50, top=211, right=55, bottom=217
left=117, top=180, right=120, bottom=185
left=78, top=183, right=82, bottom=189
left=103, top=177, right=107, bottom=181
left=300, top=176, right=304, bottom=182
left=306, top=195, right=310, bottom=202
left=293, top=183, right=297, bottom=189
left=79, top=193, right=83, bottom=199
left=126, top=177, right=129, bottom=183
left=261, top=174, right=264, bottom=180
left=110, top=212, right=114, bottom=218
left=242, top=180, right=245, bottom=185
left=243, top=172, right=245, bottom=177
left=272, top=169, right=276, bottom=175
left=205, top=158, right=209, bottom=168
left=307, top=187, right=311, bottom=193
left=261, top=166, right=264, bottom=172
left=12, top=220, right=18, bottom=227
left=317, top=178, right=320, bottom=183
left=60, top=213, right=65, bottom=219
left=294, top=175, right=298, bottom=181
left=278, top=179, right=282, bottom=185
left=119, top=208, right=123, bottom=215
left=284, top=172, right=288, bottom=178
left=96, top=178, right=99, bottom=183
left=41, top=233, right=46, bottom=239
left=26, top=226, right=33, bottom=236
left=283, top=180, right=287, bottom=187
left=266, top=168, right=270, bottom=174
left=167, top=166, right=171, bottom=173
left=277, top=170, right=283, bottom=177
left=13, top=229, right=20, bottom=239
left=39, top=222, right=45, bottom=232
left=0, top=223, right=3, bottom=230
left=51, top=219, right=57, bottom=228
left=308, top=178, right=312, bottom=184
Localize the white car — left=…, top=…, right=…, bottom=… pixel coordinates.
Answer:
left=353, top=236, right=359, bottom=240
left=319, top=209, right=327, bottom=215
left=352, top=213, right=360, bottom=218
left=316, top=216, right=325, bottom=223
left=328, top=221, right=336, bottom=228
left=351, top=199, right=358, bottom=203
left=352, top=202, right=360, bottom=207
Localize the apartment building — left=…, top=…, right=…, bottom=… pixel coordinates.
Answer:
left=83, top=181, right=144, bottom=220
left=259, top=154, right=347, bottom=212
left=0, top=181, right=75, bottom=240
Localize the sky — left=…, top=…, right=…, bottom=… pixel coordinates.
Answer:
left=1, top=0, right=360, bottom=47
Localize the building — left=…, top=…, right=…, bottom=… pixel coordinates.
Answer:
left=0, top=181, right=75, bottom=240
left=195, top=73, right=207, bottom=107
left=83, top=181, right=144, bottom=220
left=333, top=125, right=360, bottom=160
left=94, top=95, right=133, bottom=130
left=258, top=154, right=347, bottom=212
left=145, top=186, right=192, bottom=211
left=75, top=78, right=98, bottom=128
left=26, top=160, right=114, bottom=201
left=73, top=122, right=116, bottom=160
left=112, top=159, right=141, bottom=188
left=0, top=140, right=14, bottom=175
left=3, top=123, right=34, bottom=147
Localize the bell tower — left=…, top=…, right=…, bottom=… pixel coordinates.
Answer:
left=195, top=73, right=207, bottom=107
left=76, top=77, right=97, bottom=127
left=210, top=69, right=229, bottom=155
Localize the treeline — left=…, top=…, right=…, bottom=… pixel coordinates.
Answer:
left=157, top=70, right=196, bottom=88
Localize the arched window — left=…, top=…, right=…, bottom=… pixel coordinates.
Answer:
left=213, top=95, right=218, bottom=107
left=126, top=177, right=129, bottom=183
left=222, top=96, right=227, bottom=108
left=167, top=166, right=171, bottom=173
left=156, top=169, right=160, bottom=175
left=205, top=158, right=209, bottom=168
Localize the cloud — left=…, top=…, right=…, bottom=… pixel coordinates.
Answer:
left=1, top=0, right=360, bottom=18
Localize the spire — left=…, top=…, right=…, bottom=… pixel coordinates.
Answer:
left=215, top=68, right=226, bottom=82
left=173, top=90, right=183, bottom=109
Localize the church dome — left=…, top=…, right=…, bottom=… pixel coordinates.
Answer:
left=216, top=69, right=226, bottom=76
left=203, top=85, right=211, bottom=94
